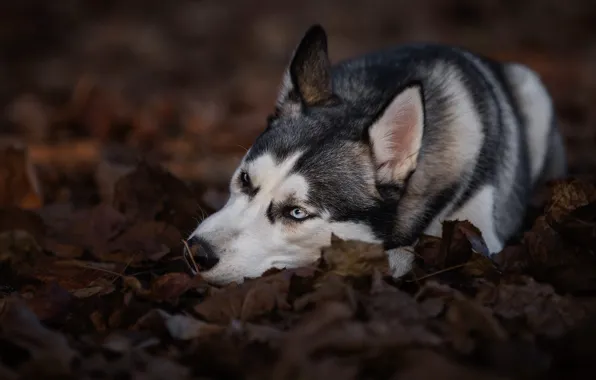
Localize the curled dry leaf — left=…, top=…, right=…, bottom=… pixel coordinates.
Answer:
left=414, top=220, right=499, bottom=280
left=440, top=220, right=491, bottom=266
left=321, top=234, right=390, bottom=277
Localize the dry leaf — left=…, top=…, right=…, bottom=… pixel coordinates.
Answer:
left=321, top=234, right=390, bottom=277
left=112, top=161, right=205, bottom=232
left=0, top=144, right=43, bottom=209
left=194, top=270, right=307, bottom=323
left=22, top=282, right=73, bottom=322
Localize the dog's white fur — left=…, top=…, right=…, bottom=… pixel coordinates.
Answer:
left=505, top=63, right=553, bottom=182
left=191, top=151, right=381, bottom=284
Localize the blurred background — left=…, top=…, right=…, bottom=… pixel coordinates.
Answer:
left=0, top=0, right=595, bottom=209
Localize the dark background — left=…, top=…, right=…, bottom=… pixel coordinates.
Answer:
left=1, top=0, right=595, bottom=206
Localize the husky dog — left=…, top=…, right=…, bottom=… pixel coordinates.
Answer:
left=186, top=24, right=567, bottom=285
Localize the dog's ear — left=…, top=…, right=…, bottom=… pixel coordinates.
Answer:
left=276, top=24, right=334, bottom=111
left=368, top=85, right=424, bottom=184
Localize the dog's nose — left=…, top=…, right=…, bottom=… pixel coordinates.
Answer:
left=186, top=236, right=220, bottom=271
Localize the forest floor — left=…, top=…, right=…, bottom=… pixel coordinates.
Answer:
left=1, top=1, right=596, bottom=379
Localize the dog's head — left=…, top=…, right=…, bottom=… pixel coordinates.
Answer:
left=187, top=25, right=425, bottom=285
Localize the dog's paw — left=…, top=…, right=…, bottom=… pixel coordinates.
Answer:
left=386, top=247, right=415, bottom=278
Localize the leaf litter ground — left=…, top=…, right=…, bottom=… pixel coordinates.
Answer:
left=2, top=1, right=596, bottom=377
left=2, top=143, right=596, bottom=379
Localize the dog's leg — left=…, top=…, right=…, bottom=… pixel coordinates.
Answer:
left=386, top=184, right=501, bottom=279
left=386, top=245, right=416, bottom=278
left=424, top=185, right=503, bottom=255
left=446, top=185, right=502, bottom=254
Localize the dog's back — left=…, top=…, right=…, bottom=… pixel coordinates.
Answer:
left=331, top=44, right=566, bottom=251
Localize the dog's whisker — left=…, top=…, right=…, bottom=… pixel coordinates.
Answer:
left=181, top=239, right=199, bottom=275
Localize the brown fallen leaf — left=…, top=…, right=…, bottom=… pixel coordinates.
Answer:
left=524, top=213, right=596, bottom=293
left=393, top=349, right=507, bottom=380
left=0, top=229, right=44, bottom=270
left=147, top=272, right=203, bottom=302
left=0, top=207, right=46, bottom=241
left=0, top=143, right=43, bottom=209
left=70, top=277, right=116, bottom=299
left=40, top=203, right=128, bottom=259
left=414, top=220, right=499, bottom=280
left=550, top=200, right=596, bottom=250
left=273, top=301, right=442, bottom=380
left=226, top=319, right=285, bottom=344
left=24, top=258, right=120, bottom=295
left=112, top=161, right=206, bottom=233
left=545, top=179, right=596, bottom=224
left=440, top=220, right=491, bottom=266
left=461, top=252, right=501, bottom=281
left=547, top=315, right=596, bottom=378
left=493, top=244, right=529, bottom=273
left=90, top=310, right=107, bottom=332
left=102, top=220, right=182, bottom=263
left=321, top=234, right=390, bottom=277
left=414, top=234, right=443, bottom=266
left=21, top=282, right=73, bottom=322
left=134, top=309, right=225, bottom=340
left=94, top=144, right=138, bottom=203
left=445, top=298, right=509, bottom=354
left=293, top=273, right=357, bottom=312
left=365, top=283, right=437, bottom=323
left=6, top=94, right=50, bottom=142
left=194, top=269, right=313, bottom=323
left=489, top=276, right=594, bottom=338
left=41, top=238, right=85, bottom=259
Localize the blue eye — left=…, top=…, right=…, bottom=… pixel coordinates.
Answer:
left=288, top=207, right=309, bottom=220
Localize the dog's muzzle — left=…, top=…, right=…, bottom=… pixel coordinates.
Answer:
left=185, top=236, right=220, bottom=271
